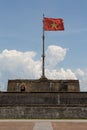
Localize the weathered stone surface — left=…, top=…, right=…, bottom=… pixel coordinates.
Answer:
left=7, top=79, right=80, bottom=92
left=33, top=122, right=53, bottom=130
left=0, top=78, right=86, bottom=119
left=0, top=106, right=87, bottom=119
left=0, top=92, right=87, bottom=119
left=0, top=92, right=87, bottom=105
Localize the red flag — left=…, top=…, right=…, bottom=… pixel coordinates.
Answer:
left=44, top=17, right=64, bottom=31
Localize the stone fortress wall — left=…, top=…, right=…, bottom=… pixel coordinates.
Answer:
left=0, top=78, right=87, bottom=119
left=0, top=92, right=87, bottom=119
left=0, top=92, right=87, bottom=105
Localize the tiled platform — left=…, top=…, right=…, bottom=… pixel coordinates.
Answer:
left=0, top=120, right=87, bottom=130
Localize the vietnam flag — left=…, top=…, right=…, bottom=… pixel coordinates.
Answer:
left=44, top=17, right=64, bottom=31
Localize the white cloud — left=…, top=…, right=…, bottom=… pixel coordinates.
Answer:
left=75, top=69, right=87, bottom=91
left=0, top=49, right=41, bottom=91
left=80, top=79, right=87, bottom=91
left=0, top=46, right=87, bottom=92
left=46, top=45, right=67, bottom=69
left=46, top=68, right=76, bottom=79
left=75, top=68, right=84, bottom=77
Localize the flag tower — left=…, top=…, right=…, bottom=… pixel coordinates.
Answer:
left=41, top=14, right=64, bottom=78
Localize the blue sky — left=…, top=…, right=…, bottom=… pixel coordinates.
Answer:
left=0, top=0, right=87, bottom=91
left=0, top=0, right=87, bottom=68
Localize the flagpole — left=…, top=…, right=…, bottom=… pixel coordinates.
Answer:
left=41, top=14, right=45, bottom=78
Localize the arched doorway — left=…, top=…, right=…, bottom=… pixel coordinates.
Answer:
left=20, top=83, right=26, bottom=92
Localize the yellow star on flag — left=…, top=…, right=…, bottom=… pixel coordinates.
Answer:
left=51, top=23, right=57, bottom=29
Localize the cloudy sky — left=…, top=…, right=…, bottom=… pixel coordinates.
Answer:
left=0, top=0, right=87, bottom=91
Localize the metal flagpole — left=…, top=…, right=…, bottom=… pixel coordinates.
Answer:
left=41, top=14, right=45, bottom=78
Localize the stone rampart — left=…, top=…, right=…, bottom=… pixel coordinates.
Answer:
left=0, top=92, right=87, bottom=119
left=0, top=106, right=87, bottom=119
left=0, top=92, right=87, bottom=105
